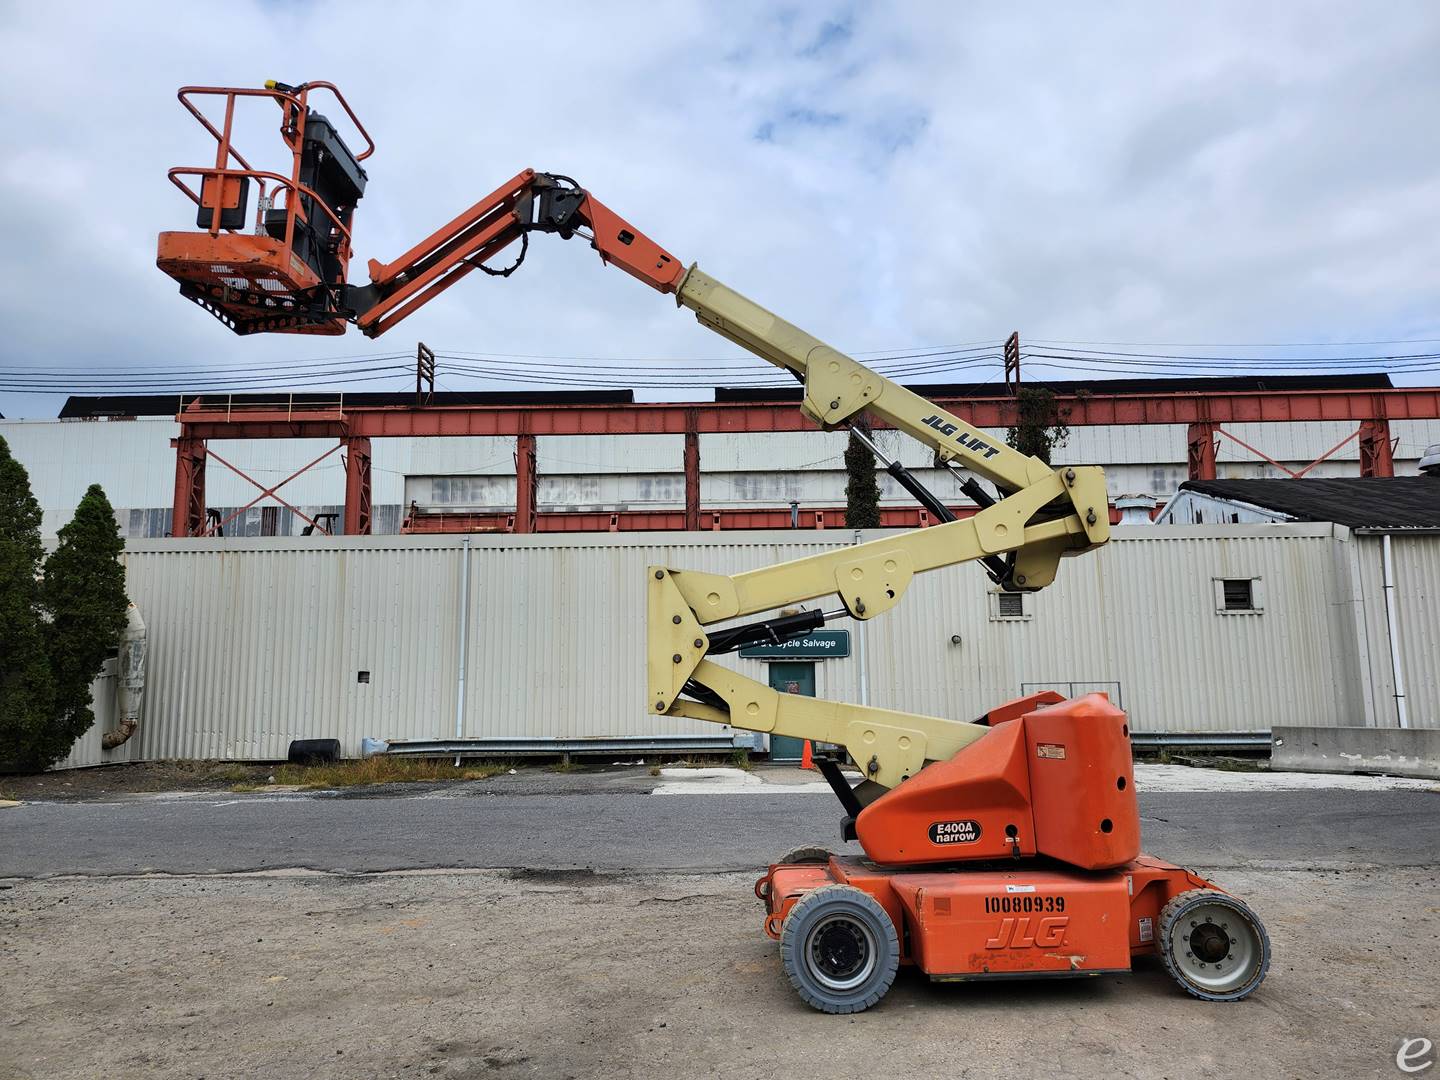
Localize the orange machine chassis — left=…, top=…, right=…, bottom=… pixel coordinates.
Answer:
left=758, top=692, right=1270, bottom=1008
left=758, top=854, right=1215, bottom=981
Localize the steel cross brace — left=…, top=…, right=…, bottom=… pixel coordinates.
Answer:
left=205, top=443, right=343, bottom=535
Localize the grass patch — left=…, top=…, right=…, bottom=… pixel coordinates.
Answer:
left=645, top=753, right=750, bottom=773
left=1136, top=750, right=1266, bottom=772
left=237, top=756, right=512, bottom=791
left=206, top=763, right=260, bottom=785
left=1189, top=754, right=1266, bottom=772
left=546, top=758, right=579, bottom=773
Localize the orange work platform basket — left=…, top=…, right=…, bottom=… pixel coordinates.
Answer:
left=156, top=81, right=373, bottom=336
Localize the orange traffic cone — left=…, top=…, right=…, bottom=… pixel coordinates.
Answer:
left=801, top=739, right=815, bottom=770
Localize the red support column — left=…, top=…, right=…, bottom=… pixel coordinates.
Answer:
left=1358, top=419, right=1394, bottom=477
left=514, top=432, right=537, bottom=533
left=683, top=412, right=700, bottom=531
left=170, top=435, right=207, bottom=537
left=343, top=436, right=373, bottom=535
left=1187, top=422, right=1218, bottom=481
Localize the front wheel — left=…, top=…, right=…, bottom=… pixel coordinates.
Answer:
left=779, top=884, right=899, bottom=1013
left=1158, top=889, right=1270, bottom=1001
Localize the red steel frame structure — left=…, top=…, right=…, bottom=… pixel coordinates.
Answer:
left=168, top=386, right=1440, bottom=537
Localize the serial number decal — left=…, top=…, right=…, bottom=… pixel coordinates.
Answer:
left=928, top=819, right=982, bottom=845
left=1036, top=742, right=1067, bottom=760
left=984, top=894, right=1067, bottom=914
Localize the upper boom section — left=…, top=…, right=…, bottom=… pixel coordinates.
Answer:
left=155, top=78, right=1106, bottom=567
left=346, top=170, right=689, bottom=337
left=675, top=268, right=1054, bottom=499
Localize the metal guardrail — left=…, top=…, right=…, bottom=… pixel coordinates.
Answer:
left=384, top=736, right=739, bottom=757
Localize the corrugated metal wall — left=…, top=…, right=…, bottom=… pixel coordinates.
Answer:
left=1351, top=532, right=1440, bottom=730
left=854, top=525, right=1368, bottom=734
left=51, top=523, right=1436, bottom=768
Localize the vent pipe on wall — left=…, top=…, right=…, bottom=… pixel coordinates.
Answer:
left=102, top=603, right=147, bottom=749
left=1380, top=534, right=1410, bottom=730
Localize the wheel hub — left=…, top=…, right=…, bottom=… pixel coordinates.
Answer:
left=806, top=914, right=876, bottom=991
left=1190, top=922, right=1229, bottom=964
left=1168, top=896, right=1265, bottom=997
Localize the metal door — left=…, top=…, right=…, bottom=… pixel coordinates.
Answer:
left=767, top=661, right=815, bottom=761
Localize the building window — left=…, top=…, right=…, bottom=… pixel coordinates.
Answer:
left=1214, top=577, right=1262, bottom=614
left=989, top=590, right=1030, bottom=621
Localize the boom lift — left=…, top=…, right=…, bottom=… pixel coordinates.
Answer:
left=157, top=82, right=1270, bottom=1012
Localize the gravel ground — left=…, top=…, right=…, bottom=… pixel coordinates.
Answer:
left=3, top=865, right=1438, bottom=1080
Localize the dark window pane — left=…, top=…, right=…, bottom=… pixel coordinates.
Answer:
left=1222, top=579, right=1253, bottom=610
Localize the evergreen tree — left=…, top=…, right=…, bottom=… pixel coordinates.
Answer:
left=41, top=484, right=128, bottom=764
left=0, top=436, right=55, bottom=770
left=844, top=428, right=882, bottom=530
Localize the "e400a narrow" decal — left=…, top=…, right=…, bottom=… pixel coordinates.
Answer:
left=928, top=819, right=982, bottom=844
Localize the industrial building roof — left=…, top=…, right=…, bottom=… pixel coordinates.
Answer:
left=58, top=389, right=634, bottom=418
left=716, top=372, right=1395, bottom=402
left=1179, top=477, right=1440, bottom=529
left=51, top=372, right=1399, bottom=415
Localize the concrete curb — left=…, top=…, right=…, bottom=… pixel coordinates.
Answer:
left=1271, top=725, right=1440, bottom=780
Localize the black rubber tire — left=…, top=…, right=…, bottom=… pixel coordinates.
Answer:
left=777, top=846, right=833, bottom=865
left=1158, top=888, right=1271, bottom=1001
left=780, top=884, right=899, bottom=1014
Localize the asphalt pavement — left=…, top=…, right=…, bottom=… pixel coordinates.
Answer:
left=5, top=768, right=1438, bottom=1080
left=2, top=773, right=1435, bottom=877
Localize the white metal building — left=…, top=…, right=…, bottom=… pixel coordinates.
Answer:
left=55, top=523, right=1435, bottom=769
left=1157, top=476, right=1440, bottom=735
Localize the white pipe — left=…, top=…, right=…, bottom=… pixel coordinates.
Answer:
left=455, top=537, right=472, bottom=742
left=1381, top=533, right=1410, bottom=729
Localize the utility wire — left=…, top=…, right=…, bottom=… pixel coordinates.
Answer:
left=7, top=332, right=1440, bottom=395
left=1027, top=336, right=1440, bottom=348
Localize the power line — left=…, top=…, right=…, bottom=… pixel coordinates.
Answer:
left=7, top=331, right=1440, bottom=397
left=0, top=353, right=411, bottom=379
left=434, top=340, right=1003, bottom=363
left=1027, top=336, right=1440, bottom=348
left=0, top=370, right=415, bottom=394
left=1025, top=351, right=1440, bottom=368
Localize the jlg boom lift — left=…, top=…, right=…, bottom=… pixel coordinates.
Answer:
left=157, top=81, right=1270, bottom=1012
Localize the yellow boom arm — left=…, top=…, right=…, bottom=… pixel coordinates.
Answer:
left=649, top=265, right=1109, bottom=790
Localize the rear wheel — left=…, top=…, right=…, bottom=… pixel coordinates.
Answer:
left=777, top=846, right=833, bottom=865
left=1158, top=889, right=1270, bottom=1001
left=780, top=884, right=899, bottom=1013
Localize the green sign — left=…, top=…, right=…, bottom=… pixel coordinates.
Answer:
left=740, top=630, right=851, bottom=660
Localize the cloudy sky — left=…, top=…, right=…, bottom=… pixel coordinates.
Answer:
left=1, top=2, right=1438, bottom=417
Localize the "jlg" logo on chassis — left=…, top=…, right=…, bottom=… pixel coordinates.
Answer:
left=920, top=414, right=1002, bottom=459
left=984, top=916, right=1069, bottom=950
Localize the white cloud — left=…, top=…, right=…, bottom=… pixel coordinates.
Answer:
left=1, top=1, right=1437, bottom=417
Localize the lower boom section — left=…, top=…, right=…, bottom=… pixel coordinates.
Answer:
left=756, top=854, right=1270, bottom=1013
